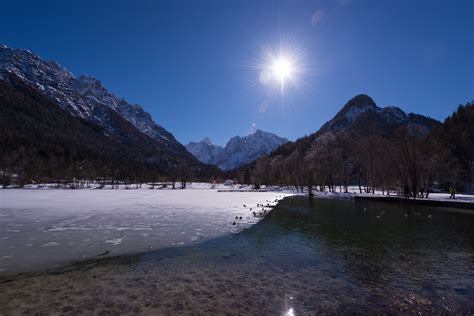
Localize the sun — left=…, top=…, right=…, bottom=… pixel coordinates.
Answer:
left=259, top=51, right=301, bottom=93
left=254, top=39, right=310, bottom=97
left=271, top=56, right=294, bottom=84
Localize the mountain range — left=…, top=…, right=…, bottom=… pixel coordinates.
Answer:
left=0, top=45, right=216, bottom=180
left=186, top=130, right=288, bottom=171
left=234, top=94, right=440, bottom=174
left=232, top=94, right=473, bottom=194
left=0, top=45, right=187, bottom=153
left=0, top=45, right=453, bottom=185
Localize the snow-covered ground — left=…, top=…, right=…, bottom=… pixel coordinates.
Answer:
left=310, top=186, right=474, bottom=204
left=0, top=184, right=292, bottom=275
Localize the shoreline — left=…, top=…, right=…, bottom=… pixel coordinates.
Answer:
left=353, top=195, right=474, bottom=210
left=304, top=190, right=474, bottom=211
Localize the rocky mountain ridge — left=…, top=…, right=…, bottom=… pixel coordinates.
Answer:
left=186, top=130, right=288, bottom=171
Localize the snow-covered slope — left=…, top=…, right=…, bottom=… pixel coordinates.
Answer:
left=187, top=130, right=288, bottom=171
left=0, top=45, right=187, bottom=154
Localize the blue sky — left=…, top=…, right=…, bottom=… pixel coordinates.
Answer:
left=1, top=0, right=473, bottom=145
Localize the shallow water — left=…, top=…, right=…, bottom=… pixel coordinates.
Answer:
left=1, top=196, right=474, bottom=314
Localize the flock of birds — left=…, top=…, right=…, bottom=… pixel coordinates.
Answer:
left=232, top=196, right=283, bottom=226
left=363, top=207, right=433, bottom=220
left=231, top=197, right=434, bottom=226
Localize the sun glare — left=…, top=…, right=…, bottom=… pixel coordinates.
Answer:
left=252, top=38, right=311, bottom=99
left=258, top=48, right=304, bottom=94
left=271, top=56, right=294, bottom=84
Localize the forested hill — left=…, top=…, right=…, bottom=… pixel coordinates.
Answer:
left=430, top=102, right=474, bottom=192
left=268, top=94, right=439, bottom=159
left=231, top=95, right=473, bottom=195
left=0, top=74, right=220, bottom=184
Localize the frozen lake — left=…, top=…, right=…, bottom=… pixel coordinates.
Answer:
left=1, top=196, right=473, bottom=314
left=0, top=186, right=290, bottom=275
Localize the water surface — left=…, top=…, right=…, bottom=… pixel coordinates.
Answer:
left=1, top=196, right=473, bottom=314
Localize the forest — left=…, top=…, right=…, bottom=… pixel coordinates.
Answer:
left=0, top=77, right=220, bottom=187
left=1, top=76, right=472, bottom=196
left=232, top=102, right=474, bottom=197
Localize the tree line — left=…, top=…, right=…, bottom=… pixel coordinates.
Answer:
left=231, top=102, right=473, bottom=198
left=0, top=75, right=220, bottom=187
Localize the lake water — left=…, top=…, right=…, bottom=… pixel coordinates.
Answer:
left=1, top=196, right=473, bottom=314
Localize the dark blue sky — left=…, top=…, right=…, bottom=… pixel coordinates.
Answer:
left=1, top=0, right=473, bottom=145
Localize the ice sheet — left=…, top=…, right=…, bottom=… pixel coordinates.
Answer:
left=0, top=187, right=291, bottom=275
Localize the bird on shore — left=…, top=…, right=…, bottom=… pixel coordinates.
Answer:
left=239, top=216, right=242, bottom=220
left=243, top=204, right=246, bottom=207
left=232, top=221, right=236, bottom=226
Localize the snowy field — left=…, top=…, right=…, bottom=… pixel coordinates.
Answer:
left=0, top=184, right=292, bottom=275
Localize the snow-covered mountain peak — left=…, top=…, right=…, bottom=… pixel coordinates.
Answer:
left=0, top=45, right=94, bottom=119
left=46, top=60, right=75, bottom=81
left=186, top=130, right=288, bottom=171
left=201, top=137, right=214, bottom=145
left=0, top=45, right=189, bottom=154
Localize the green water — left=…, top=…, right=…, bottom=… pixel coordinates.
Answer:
left=141, top=196, right=474, bottom=313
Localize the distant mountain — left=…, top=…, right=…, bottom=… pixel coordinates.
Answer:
left=230, top=94, right=449, bottom=193
left=234, top=94, right=441, bottom=176
left=0, top=45, right=217, bottom=181
left=319, top=94, right=439, bottom=136
left=268, top=94, right=440, bottom=160
left=186, top=130, right=288, bottom=171
left=186, top=137, right=224, bottom=165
